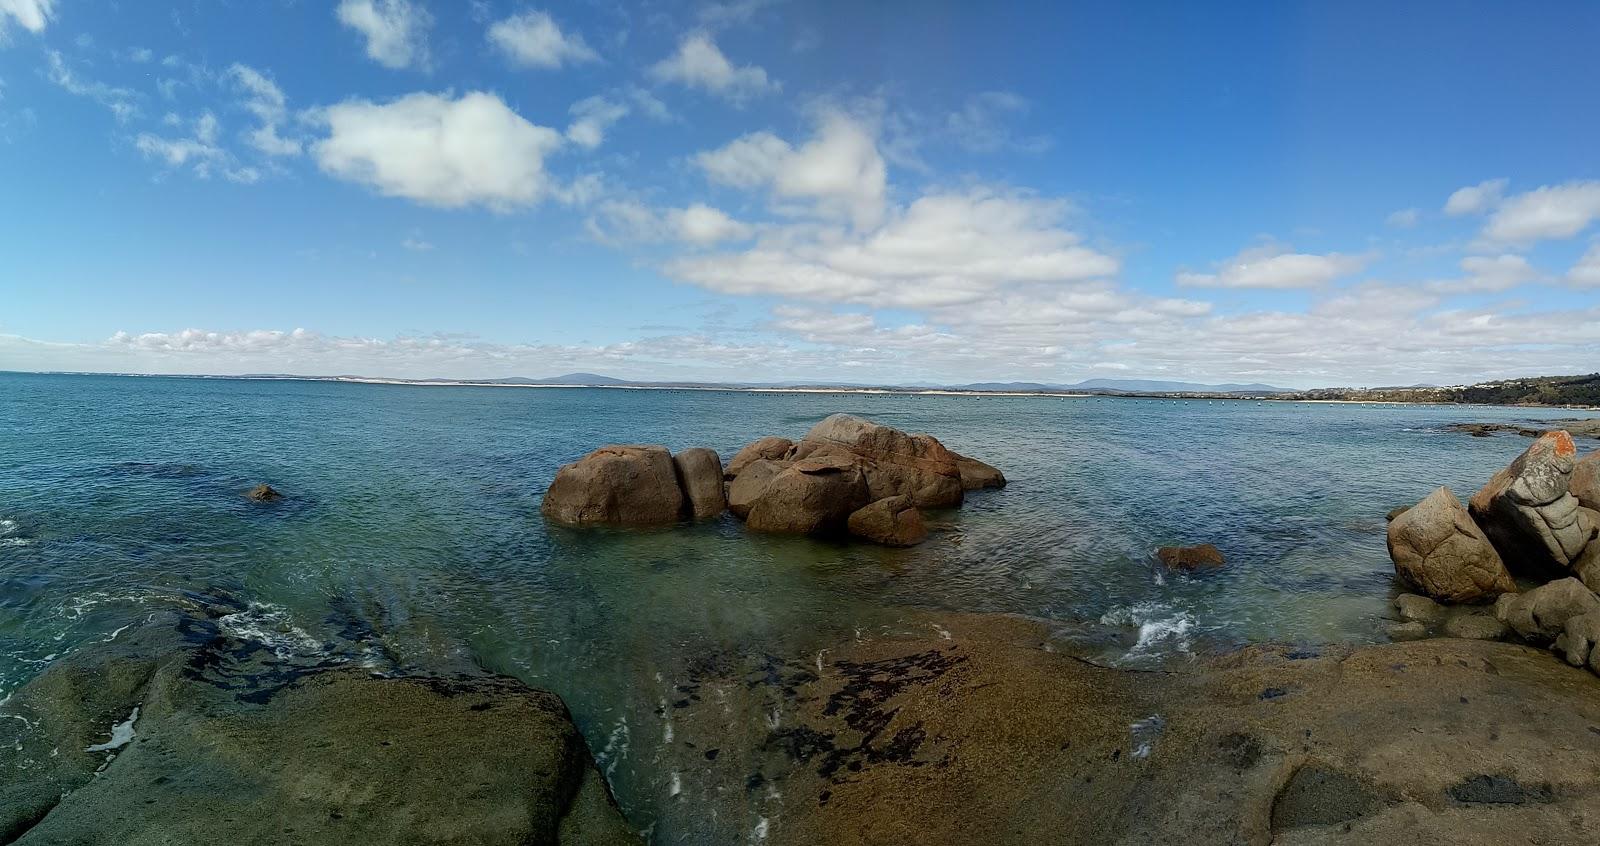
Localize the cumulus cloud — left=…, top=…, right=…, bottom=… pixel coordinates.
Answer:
left=488, top=10, right=598, bottom=69
left=1425, top=254, right=1540, bottom=294
left=311, top=91, right=563, bottom=210
left=1175, top=243, right=1369, bottom=290
left=696, top=109, right=886, bottom=228
left=0, top=0, right=54, bottom=37
left=666, top=187, right=1119, bottom=309
left=1443, top=178, right=1507, bottom=216
left=336, top=0, right=431, bottom=70
left=586, top=200, right=754, bottom=246
left=649, top=32, right=776, bottom=102
left=1482, top=180, right=1600, bottom=244
left=1570, top=243, right=1600, bottom=288
left=565, top=95, right=627, bottom=148
left=229, top=64, right=300, bottom=156
left=945, top=91, right=1050, bottom=154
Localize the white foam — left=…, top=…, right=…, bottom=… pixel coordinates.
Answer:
left=217, top=602, right=324, bottom=659
left=751, top=817, right=770, bottom=841
left=1100, top=602, right=1197, bottom=657
left=669, top=771, right=682, bottom=797
left=0, top=519, right=16, bottom=535
left=0, top=538, right=32, bottom=548
left=85, top=707, right=139, bottom=753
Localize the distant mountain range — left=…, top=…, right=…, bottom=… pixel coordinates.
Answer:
left=338, top=372, right=1289, bottom=395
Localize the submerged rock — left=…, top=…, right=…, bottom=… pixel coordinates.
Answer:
left=725, top=436, right=794, bottom=480
left=245, top=483, right=283, bottom=502
left=846, top=495, right=928, bottom=547
left=1156, top=544, right=1226, bottom=569
left=1443, top=612, right=1508, bottom=641
left=672, top=447, right=726, bottom=520
left=1387, top=487, right=1515, bottom=603
left=1469, top=431, right=1599, bottom=577
left=952, top=453, right=1006, bottom=490
left=0, top=610, right=638, bottom=845
left=745, top=455, right=870, bottom=536
left=1385, top=621, right=1430, bottom=641
left=541, top=445, right=685, bottom=527
left=793, top=414, right=965, bottom=508
left=1392, top=593, right=1445, bottom=622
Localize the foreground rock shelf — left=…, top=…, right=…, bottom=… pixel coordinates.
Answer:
left=0, top=600, right=638, bottom=846
left=541, top=413, right=1005, bottom=547
left=660, top=611, right=1600, bottom=845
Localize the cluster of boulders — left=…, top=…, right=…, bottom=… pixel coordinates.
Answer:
left=1386, top=430, right=1600, bottom=674
left=540, top=413, right=1005, bottom=547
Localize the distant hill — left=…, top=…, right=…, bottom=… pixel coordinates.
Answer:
left=1286, top=373, right=1600, bottom=407
left=1067, top=378, right=1283, bottom=394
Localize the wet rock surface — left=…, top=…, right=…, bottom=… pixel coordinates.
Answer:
left=657, top=612, right=1600, bottom=845
left=1156, top=543, right=1226, bottom=570
left=0, top=601, right=638, bottom=846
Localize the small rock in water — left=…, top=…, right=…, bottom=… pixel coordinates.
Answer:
left=1385, top=505, right=1410, bottom=522
left=1393, top=593, right=1445, bottom=623
left=1156, top=544, right=1225, bottom=569
left=246, top=484, right=283, bottom=502
left=1386, top=621, right=1429, bottom=642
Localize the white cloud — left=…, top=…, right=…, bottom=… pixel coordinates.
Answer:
left=487, top=10, right=597, bottom=69
left=1570, top=243, right=1600, bottom=288
left=565, top=95, right=627, bottom=148
left=696, top=109, right=886, bottom=228
left=1385, top=208, right=1420, bottom=228
left=649, top=32, right=776, bottom=103
left=1482, top=180, right=1600, bottom=244
left=586, top=200, right=754, bottom=246
left=0, top=0, right=54, bottom=36
left=44, top=50, right=138, bottom=121
left=311, top=91, right=564, bottom=210
left=945, top=91, right=1050, bottom=154
left=1443, top=178, right=1507, bottom=216
left=336, top=0, right=431, bottom=70
left=1425, top=254, right=1540, bottom=294
left=667, top=186, right=1119, bottom=309
left=1175, top=243, right=1369, bottom=290
left=229, top=64, right=301, bottom=156
left=401, top=236, right=434, bottom=251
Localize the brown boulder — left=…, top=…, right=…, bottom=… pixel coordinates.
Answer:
left=952, top=453, right=1006, bottom=490
left=541, top=445, right=684, bottom=526
left=672, top=448, right=727, bottom=519
left=727, top=458, right=789, bottom=519
left=1494, top=577, right=1600, bottom=643
left=245, top=484, right=283, bottom=502
left=1573, top=451, right=1600, bottom=512
left=1156, top=544, right=1225, bottom=569
left=1554, top=610, right=1600, bottom=669
left=846, top=495, right=928, bottom=547
left=725, top=436, right=795, bottom=480
left=792, top=414, right=963, bottom=508
left=1387, top=487, right=1515, bottom=603
left=745, top=455, right=870, bottom=536
left=1469, top=431, right=1599, bottom=577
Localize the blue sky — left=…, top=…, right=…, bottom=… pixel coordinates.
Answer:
left=2, top=0, right=1598, bottom=388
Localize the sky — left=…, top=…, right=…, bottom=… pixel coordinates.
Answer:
left=2, top=0, right=1599, bottom=389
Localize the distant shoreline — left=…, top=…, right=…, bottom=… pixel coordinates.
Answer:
left=6, top=369, right=1600, bottom=411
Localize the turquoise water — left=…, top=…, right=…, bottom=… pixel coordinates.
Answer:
left=2, top=371, right=1596, bottom=835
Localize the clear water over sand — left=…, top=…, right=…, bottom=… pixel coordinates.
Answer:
left=2, top=371, right=1595, bottom=834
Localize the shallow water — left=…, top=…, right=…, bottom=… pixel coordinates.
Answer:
left=2, top=371, right=1595, bottom=837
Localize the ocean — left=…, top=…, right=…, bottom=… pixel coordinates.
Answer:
left=2, top=371, right=1594, bottom=834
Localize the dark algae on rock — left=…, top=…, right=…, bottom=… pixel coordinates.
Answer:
left=0, top=599, right=639, bottom=846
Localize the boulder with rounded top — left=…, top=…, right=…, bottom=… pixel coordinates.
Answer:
left=1387, top=487, right=1516, bottom=603
left=727, top=458, right=790, bottom=519
left=952, top=453, right=1007, bottom=490
left=672, top=447, right=727, bottom=519
left=725, top=437, right=795, bottom=480
left=1469, top=431, right=1599, bottom=577
left=541, top=445, right=685, bottom=526
left=1494, top=577, right=1600, bottom=643
left=1573, top=451, right=1600, bottom=512
left=846, top=495, right=928, bottom=547
left=745, top=455, right=871, bottom=536
left=793, top=414, right=964, bottom=508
